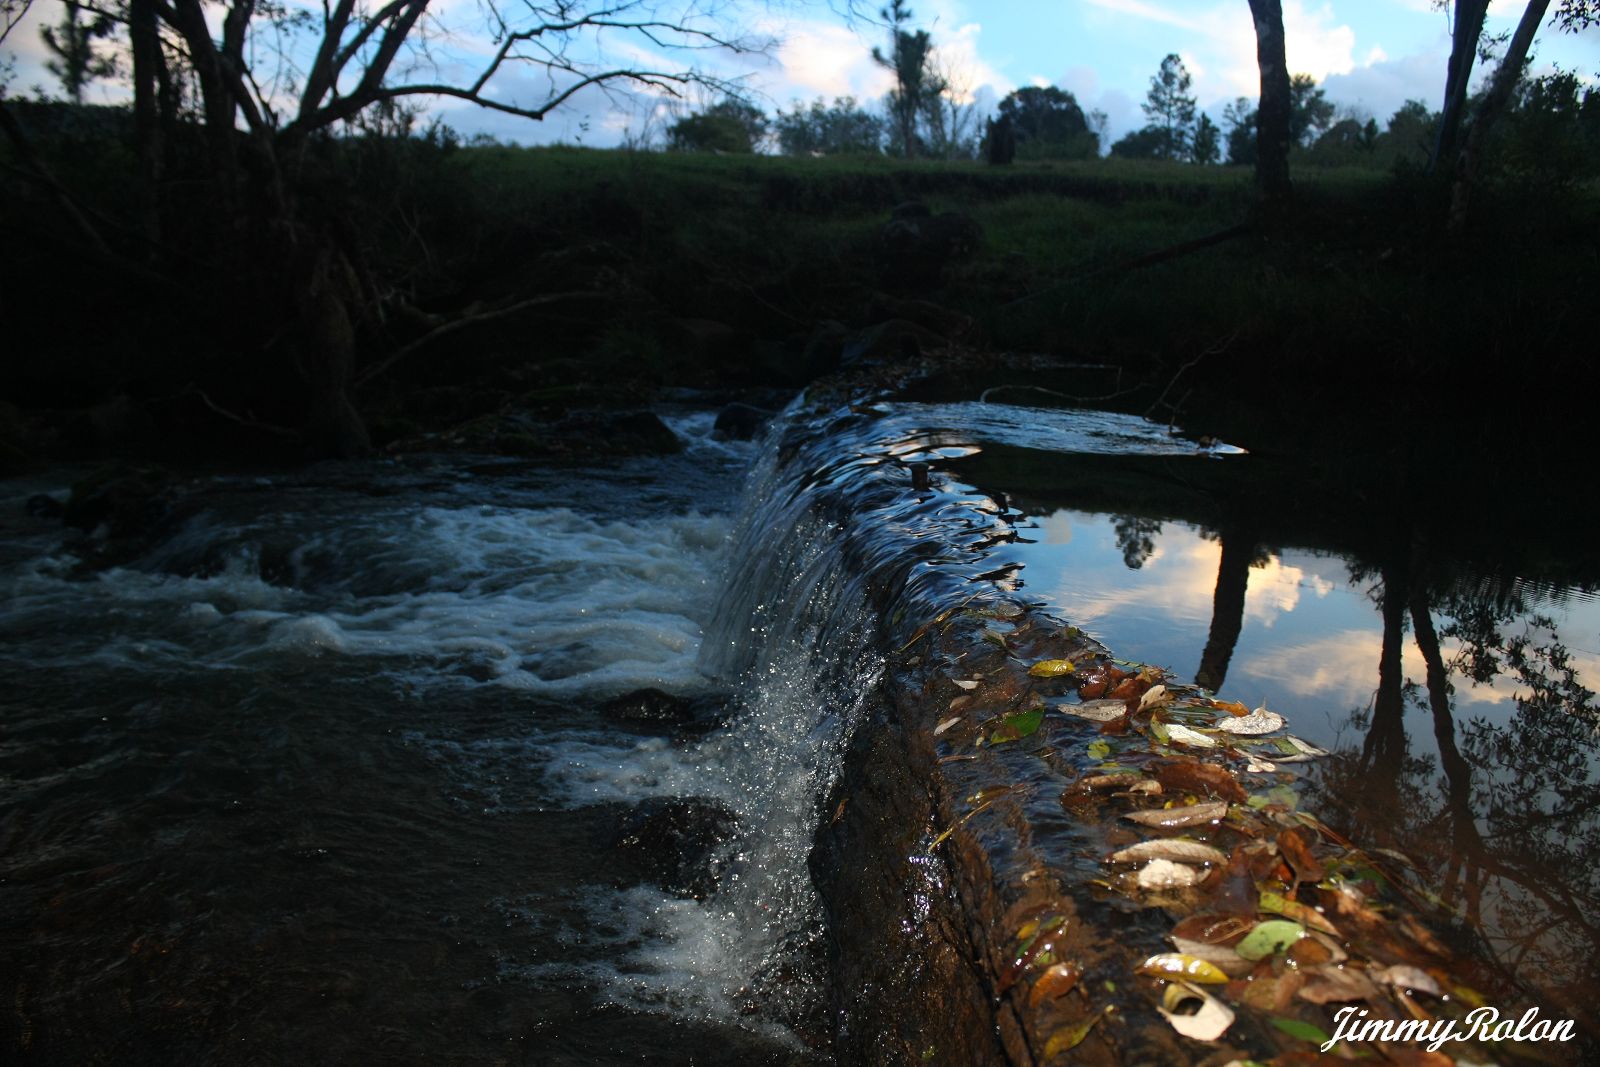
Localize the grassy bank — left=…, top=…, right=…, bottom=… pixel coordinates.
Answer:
left=3, top=124, right=1596, bottom=470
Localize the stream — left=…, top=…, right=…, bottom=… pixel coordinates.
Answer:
left=3, top=399, right=1596, bottom=1062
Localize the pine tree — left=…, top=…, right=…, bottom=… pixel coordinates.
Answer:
left=1142, top=54, right=1197, bottom=160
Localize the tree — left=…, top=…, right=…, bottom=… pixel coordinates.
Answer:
left=1245, top=0, right=1293, bottom=202
left=872, top=0, right=941, bottom=159
left=1435, top=0, right=1493, bottom=172
left=669, top=97, right=766, bottom=153
left=920, top=51, right=981, bottom=160
left=39, top=0, right=116, bottom=103
left=1376, top=99, right=1439, bottom=168
left=1447, top=0, right=1596, bottom=228
left=16, top=0, right=770, bottom=457
left=994, top=86, right=1097, bottom=160
left=1141, top=53, right=1196, bottom=160
left=1289, top=73, right=1334, bottom=146
left=1223, top=97, right=1257, bottom=165
left=774, top=97, right=883, bottom=156
left=1109, top=126, right=1168, bottom=160
left=1191, top=112, right=1221, bottom=164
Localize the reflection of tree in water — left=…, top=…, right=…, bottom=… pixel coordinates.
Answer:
left=1112, top=515, right=1162, bottom=570
left=1304, top=564, right=1600, bottom=1037
left=1193, top=524, right=1270, bottom=693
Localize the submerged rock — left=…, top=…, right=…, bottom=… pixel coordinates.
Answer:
left=614, top=797, right=738, bottom=900
left=598, top=687, right=728, bottom=735
left=712, top=402, right=775, bottom=441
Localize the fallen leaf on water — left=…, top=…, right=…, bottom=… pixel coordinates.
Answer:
left=934, top=716, right=961, bottom=736
left=1077, top=771, right=1141, bottom=790
left=1296, top=965, right=1380, bottom=1005
left=1276, top=828, right=1326, bottom=884
left=1375, top=965, right=1441, bottom=997
left=990, top=708, right=1045, bottom=743
left=1159, top=982, right=1235, bottom=1041
left=1269, top=1016, right=1331, bottom=1046
left=1029, top=961, right=1083, bottom=1008
left=1166, top=723, right=1219, bottom=748
left=1028, top=658, right=1076, bottom=678
left=1111, top=839, right=1228, bottom=866
left=1137, top=858, right=1199, bottom=889
left=1042, top=1005, right=1110, bottom=1057
left=1138, top=684, right=1174, bottom=712
left=1211, top=699, right=1251, bottom=717
left=1139, top=953, right=1230, bottom=984
left=1258, top=891, right=1340, bottom=936
left=1171, top=913, right=1255, bottom=945
left=1235, top=919, right=1306, bottom=961
left=1167, top=939, right=1254, bottom=977
left=1157, top=761, right=1248, bottom=804
left=1059, top=699, right=1126, bottom=723
left=1123, top=800, right=1230, bottom=829
left=953, top=678, right=980, bottom=690
left=1213, top=705, right=1285, bottom=735
left=1284, top=933, right=1341, bottom=967
left=1086, top=739, right=1112, bottom=761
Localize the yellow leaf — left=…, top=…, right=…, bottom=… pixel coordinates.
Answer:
left=1028, top=659, right=1076, bottom=677
left=1138, top=953, right=1229, bottom=984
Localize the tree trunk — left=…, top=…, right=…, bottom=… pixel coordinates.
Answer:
left=129, top=0, right=163, bottom=248
left=1195, top=525, right=1256, bottom=693
left=1246, top=0, right=1293, bottom=206
left=289, top=243, right=373, bottom=458
left=1448, top=0, right=1551, bottom=231
left=1361, top=561, right=1410, bottom=796
left=1434, top=0, right=1490, bottom=172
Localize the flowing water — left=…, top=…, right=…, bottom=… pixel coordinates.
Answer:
left=0, top=412, right=882, bottom=1065
left=5, top=397, right=1598, bottom=1061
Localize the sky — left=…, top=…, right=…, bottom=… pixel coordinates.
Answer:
left=3, top=0, right=1597, bottom=147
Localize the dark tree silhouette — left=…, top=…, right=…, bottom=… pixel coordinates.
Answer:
left=1246, top=0, right=1293, bottom=203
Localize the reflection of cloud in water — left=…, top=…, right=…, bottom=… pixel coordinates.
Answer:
left=1235, top=629, right=1542, bottom=710
left=1042, top=516, right=1335, bottom=631
left=1039, top=512, right=1074, bottom=546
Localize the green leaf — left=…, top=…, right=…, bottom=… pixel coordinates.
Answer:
left=1087, top=739, right=1111, bottom=760
left=1235, top=920, right=1305, bottom=961
left=1270, top=1016, right=1331, bottom=1044
left=1265, top=785, right=1299, bottom=810
left=991, top=709, right=1045, bottom=743
left=1147, top=718, right=1171, bottom=745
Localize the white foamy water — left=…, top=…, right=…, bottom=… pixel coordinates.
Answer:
left=2, top=503, right=734, bottom=697
left=1, top=409, right=864, bottom=1055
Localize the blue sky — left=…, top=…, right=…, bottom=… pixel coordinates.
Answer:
left=444, top=0, right=1600, bottom=145
left=3, top=0, right=1596, bottom=146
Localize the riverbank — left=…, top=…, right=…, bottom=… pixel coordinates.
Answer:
left=5, top=129, right=1597, bottom=487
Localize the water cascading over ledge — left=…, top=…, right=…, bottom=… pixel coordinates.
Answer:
left=713, top=369, right=1566, bottom=1066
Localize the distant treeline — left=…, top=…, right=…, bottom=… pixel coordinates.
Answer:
left=660, top=64, right=1599, bottom=189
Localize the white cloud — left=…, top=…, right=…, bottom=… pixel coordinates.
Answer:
left=768, top=20, right=894, bottom=104
left=1321, top=48, right=1449, bottom=123
left=1078, top=0, right=1358, bottom=107
left=932, top=21, right=1016, bottom=102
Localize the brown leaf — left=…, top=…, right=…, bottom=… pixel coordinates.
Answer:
left=1277, top=827, right=1326, bottom=884
left=1295, top=965, right=1380, bottom=1005
left=1285, top=936, right=1335, bottom=968
left=1170, top=913, right=1255, bottom=947
left=1123, top=800, right=1229, bottom=829
left=1028, top=962, right=1083, bottom=1008
left=1155, top=761, right=1248, bottom=804
left=1110, top=839, right=1228, bottom=866
left=1201, top=845, right=1261, bottom=916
